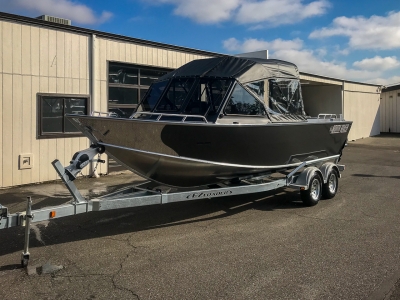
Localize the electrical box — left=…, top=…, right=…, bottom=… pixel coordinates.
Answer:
left=19, top=154, right=33, bottom=170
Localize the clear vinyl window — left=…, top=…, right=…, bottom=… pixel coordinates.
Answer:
left=224, top=84, right=266, bottom=116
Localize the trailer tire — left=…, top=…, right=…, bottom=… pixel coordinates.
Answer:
left=322, top=169, right=339, bottom=199
left=300, top=173, right=322, bottom=206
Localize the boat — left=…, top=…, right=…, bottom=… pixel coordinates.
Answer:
left=67, top=56, right=352, bottom=187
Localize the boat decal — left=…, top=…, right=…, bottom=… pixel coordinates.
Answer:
left=330, top=124, right=349, bottom=134
left=186, top=190, right=233, bottom=199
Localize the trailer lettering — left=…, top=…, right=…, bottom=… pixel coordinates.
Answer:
left=186, top=190, right=233, bottom=199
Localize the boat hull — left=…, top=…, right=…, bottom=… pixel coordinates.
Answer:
left=68, top=116, right=352, bottom=187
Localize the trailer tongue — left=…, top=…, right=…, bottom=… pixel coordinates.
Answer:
left=0, top=144, right=344, bottom=267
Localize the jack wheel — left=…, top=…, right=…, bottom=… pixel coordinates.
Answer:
left=322, top=169, right=339, bottom=199
left=301, top=173, right=322, bottom=206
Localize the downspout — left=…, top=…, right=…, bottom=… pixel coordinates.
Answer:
left=342, top=80, right=345, bottom=121
left=90, top=34, right=100, bottom=178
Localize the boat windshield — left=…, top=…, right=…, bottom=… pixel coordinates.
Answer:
left=245, top=79, right=304, bottom=115
left=139, top=80, right=169, bottom=112
left=138, top=78, right=232, bottom=116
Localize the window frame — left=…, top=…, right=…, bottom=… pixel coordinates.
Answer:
left=37, top=93, right=91, bottom=139
left=107, top=61, right=172, bottom=116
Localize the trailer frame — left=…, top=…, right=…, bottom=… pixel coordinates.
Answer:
left=0, top=156, right=344, bottom=267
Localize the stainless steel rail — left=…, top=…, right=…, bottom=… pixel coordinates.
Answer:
left=131, top=112, right=208, bottom=123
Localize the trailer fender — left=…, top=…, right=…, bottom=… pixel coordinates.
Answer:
left=290, top=167, right=323, bottom=190
left=319, top=163, right=341, bottom=183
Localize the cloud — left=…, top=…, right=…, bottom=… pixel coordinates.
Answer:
left=368, top=76, right=400, bottom=86
left=353, top=56, right=400, bottom=71
left=236, top=0, right=330, bottom=26
left=0, top=0, right=113, bottom=25
left=154, top=0, right=241, bottom=23
left=309, top=11, right=400, bottom=50
left=152, top=0, right=329, bottom=25
left=223, top=37, right=303, bottom=52
left=222, top=37, right=378, bottom=81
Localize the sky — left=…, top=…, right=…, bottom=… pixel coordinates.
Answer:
left=1, top=0, right=399, bottom=85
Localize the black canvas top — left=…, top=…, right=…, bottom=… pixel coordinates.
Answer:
left=158, top=56, right=300, bottom=83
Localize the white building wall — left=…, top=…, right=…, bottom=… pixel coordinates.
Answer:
left=0, top=20, right=91, bottom=188
left=343, top=83, right=381, bottom=140
left=380, top=88, right=400, bottom=133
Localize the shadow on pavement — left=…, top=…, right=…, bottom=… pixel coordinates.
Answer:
left=0, top=187, right=309, bottom=257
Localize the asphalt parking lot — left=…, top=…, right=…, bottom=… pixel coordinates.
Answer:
left=1, top=134, right=400, bottom=299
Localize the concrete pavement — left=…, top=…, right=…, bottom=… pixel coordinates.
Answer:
left=1, top=134, right=400, bottom=299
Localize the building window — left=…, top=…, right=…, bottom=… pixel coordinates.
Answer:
left=38, top=94, right=89, bottom=138
left=108, top=62, right=171, bottom=118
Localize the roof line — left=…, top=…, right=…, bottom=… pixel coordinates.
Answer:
left=383, top=84, right=400, bottom=92
left=0, top=11, right=225, bottom=57
left=300, top=71, right=382, bottom=87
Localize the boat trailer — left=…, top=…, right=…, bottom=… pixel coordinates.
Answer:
left=0, top=145, right=344, bottom=267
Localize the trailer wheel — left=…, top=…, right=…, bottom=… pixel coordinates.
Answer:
left=322, top=169, right=339, bottom=199
left=300, top=173, right=322, bottom=206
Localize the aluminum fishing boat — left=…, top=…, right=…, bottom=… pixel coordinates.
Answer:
left=67, top=56, right=352, bottom=187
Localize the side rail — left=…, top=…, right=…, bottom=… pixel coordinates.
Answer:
left=91, top=110, right=118, bottom=117
left=317, top=114, right=344, bottom=121
left=131, top=112, right=208, bottom=123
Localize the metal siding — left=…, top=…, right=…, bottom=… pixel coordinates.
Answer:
left=0, top=73, right=2, bottom=186
left=379, top=93, right=385, bottom=132
left=125, top=43, right=131, bottom=63
left=56, top=31, right=65, bottom=78
left=71, top=34, right=80, bottom=79
left=120, top=42, right=126, bottom=62
left=130, top=44, right=137, bottom=65
left=38, top=77, right=49, bottom=182
left=153, top=47, right=158, bottom=66
left=79, top=35, right=88, bottom=79
left=2, top=74, right=12, bottom=187
left=31, top=76, right=40, bottom=183
left=39, top=28, right=49, bottom=77
left=0, top=22, right=2, bottom=73
left=64, top=32, right=72, bottom=78
left=48, top=29, right=57, bottom=77
left=49, top=77, right=57, bottom=93
left=136, top=45, right=143, bottom=64
left=21, top=75, right=32, bottom=185
left=31, top=27, right=39, bottom=76
left=299, top=74, right=342, bottom=86
left=72, top=78, right=80, bottom=94
left=397, top=92, right=400, bottom=132
left=344, top=91, right=380, bottom=140
left=56, top=77, right=65, bottom=93
left=21, top=25, right=31, bottom=75
left=65, top=78, right=73, bottom=94
left=344, top=82, right=380, bottom=93
left=12, top=75, right=22, bottom=186
left=147, top=47, right=153, bottom=66
left=2, top=21, right=12, bottom=73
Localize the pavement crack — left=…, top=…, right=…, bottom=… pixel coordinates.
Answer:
left=111, top=252, right=140, bottom=299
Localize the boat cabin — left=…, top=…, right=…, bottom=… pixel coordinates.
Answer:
left=134, top=56, right=306, bottom=123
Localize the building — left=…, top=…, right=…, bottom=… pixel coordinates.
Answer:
left=0, top=11, right=382, bottom=188
left=381, top=83, right=400, bottom=133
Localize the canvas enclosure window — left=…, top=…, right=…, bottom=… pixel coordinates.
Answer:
left=225, top=84, right=266, bottom=116
left=184, top=79, right=232, bottom=115
left=245, top=79, right=304, bottom=115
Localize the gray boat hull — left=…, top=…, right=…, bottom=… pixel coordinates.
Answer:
left=67, top=115, right=352, bottom=187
